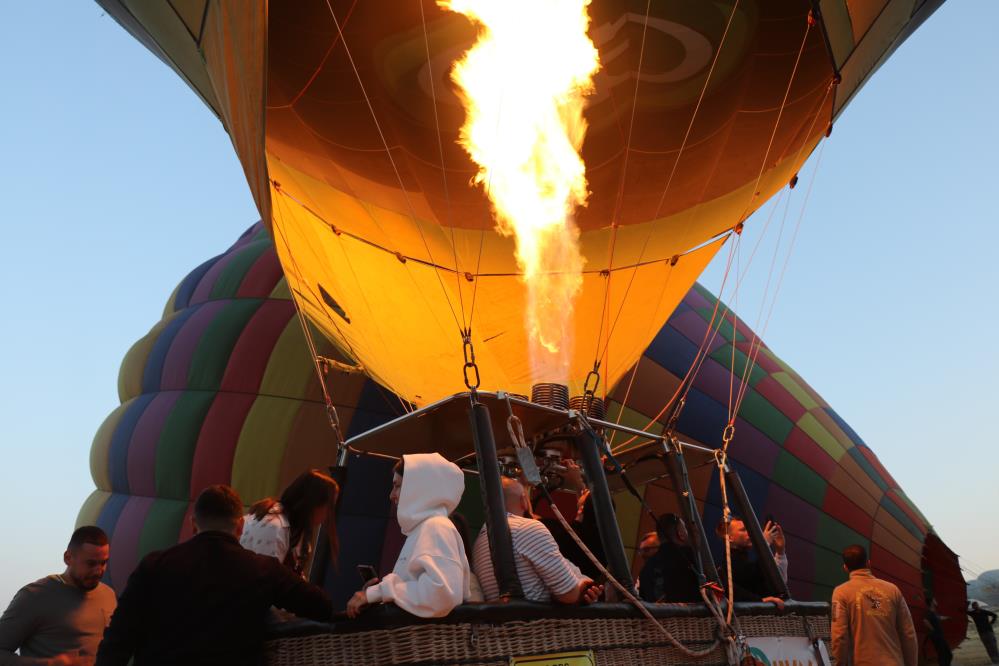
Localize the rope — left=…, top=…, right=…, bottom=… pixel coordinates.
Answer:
left=609, top=233, right=740, bottom=453
left=729, top=97, right=832, bottom=421
left=323, top=0, right=464, bottom=335
left=269, top=193, right=357, bottom=445
left=541, top=488, right=727, bottom=659
left=418, top=0, right=467, bottom=331
left=592, top=0, right=743, bottom=369
left=591, top=0, right=654, bottom=368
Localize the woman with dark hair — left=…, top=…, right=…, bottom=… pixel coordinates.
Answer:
left=240, top=469, right=339, bottom=578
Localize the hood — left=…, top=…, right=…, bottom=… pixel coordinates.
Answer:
left=397, top=453, right=464, bottom=535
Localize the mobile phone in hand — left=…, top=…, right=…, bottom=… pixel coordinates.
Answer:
left=356, top=564, right=378, bottom=584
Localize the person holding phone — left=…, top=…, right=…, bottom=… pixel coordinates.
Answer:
left=345, top=454, right=473, bottom=619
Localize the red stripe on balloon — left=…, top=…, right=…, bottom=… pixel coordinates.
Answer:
left=127, top=391, right=182, bottom=497
left=188, top=392, right=257, bottom=499
left=109, top=496, right=155, bottom=591
left=237, top=249, right=284, bottom=298
left=160, top=301, right=227, bottom=390
left=220, top=300, right=294, bottom=394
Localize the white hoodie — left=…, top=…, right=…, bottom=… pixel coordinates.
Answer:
left=364, top=453, right=472, bottom=617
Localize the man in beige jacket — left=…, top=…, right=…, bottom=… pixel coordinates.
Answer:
left=830, top=544, right=918, bottom=665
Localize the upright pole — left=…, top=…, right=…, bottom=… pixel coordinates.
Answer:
left=468, top=397, right=523, bottom=600
left=576, top=425, right=635, bottom=593
left=664, top=439, right=720, bottom=586
left=724, top=464, right=790, bottom=599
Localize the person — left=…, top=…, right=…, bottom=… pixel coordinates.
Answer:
left=923, top=597, right=952, bottom=666
left=241, top=469, right=339, bottom=577
left=0, top=526, right=116, bottom=665
left=541, top=461, right=607, bottom=581
left=448, top=513, right=484, bottom=603
left=715, top=516, right=787, bottom=607
left=473, top=476, right=603, bottom=605
left=829, top=544, right=918, bottom=666
left=346, top=453, right=473, bottom=619
left=637, top=532, right=660, bottom=561
left=95, top=485, right=332, bottom=666
left=639, top=514, right=701, bottom=603
left=968, top=601, right=999, bottom=663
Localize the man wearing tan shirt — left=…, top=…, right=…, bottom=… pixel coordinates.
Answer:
left=830, top=544, right=918, bottom=666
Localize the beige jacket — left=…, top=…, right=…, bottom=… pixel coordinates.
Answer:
left=830, top=569, right=918, bottom=666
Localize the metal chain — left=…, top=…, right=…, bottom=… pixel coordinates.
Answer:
left=462, top=330, right=481, bottom=392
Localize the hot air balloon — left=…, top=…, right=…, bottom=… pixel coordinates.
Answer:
left=88, top=1, right=957, bottom=661
left=79, top=225, right=966, bottom=655
left=76, top=223, right=403, bottom=592
left=95, top=0, right=945, bottom=407
left=602, top=282, right=967, bottom=650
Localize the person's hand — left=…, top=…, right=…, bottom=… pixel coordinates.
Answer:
left=763, top=521, right=785, bottom=555
left=47, top=653, right=85, bottom=666
left=346, top=590, right=370, bottom=619
left=562, top=459, right=585, bottom=491
left=580, top=581, right=603, bottom=605
left=361, top=576, right=380, bottom=591
left=762, top=596, right=785, bottom=611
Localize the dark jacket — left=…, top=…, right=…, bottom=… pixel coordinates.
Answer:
left=96, top=531, right=332, bottom=666
left=730, top=548, right=772, bottom=601
left=638, top=543, right=701, bottom=603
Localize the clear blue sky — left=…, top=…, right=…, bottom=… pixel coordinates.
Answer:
left=0, top=1, right=995, bottom=607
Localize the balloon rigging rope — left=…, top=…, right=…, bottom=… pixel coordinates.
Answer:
left=728, top=83, right=833, bottom=420
left=730, top=137, right=828, bottom=420
left=590, top=0, right=743, bottom=375
left=591, top=0, right=654, bottom=369
left=540, top=490, right=734, bottom=658
left=609, top=236, right=738, bottom=454
left=418, top=0, right=468, bottom=332
left=273, top=191, right=415, bottom=422
left=324, top=0, right=465, bottom=336
left=610, top=12, right=824, bottom=452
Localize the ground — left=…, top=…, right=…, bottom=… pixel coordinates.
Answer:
left=950, top=625, right=993, bottom=665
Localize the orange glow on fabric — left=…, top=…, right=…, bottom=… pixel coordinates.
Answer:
left=441, top=0, right=600, bottom=380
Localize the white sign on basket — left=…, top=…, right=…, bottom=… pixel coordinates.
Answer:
left=745, top=637, right=832, bottom=666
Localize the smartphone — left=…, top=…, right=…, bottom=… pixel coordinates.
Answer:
left=356, top=564, right=378, bottom=584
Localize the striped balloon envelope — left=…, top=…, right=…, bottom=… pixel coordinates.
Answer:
left=76, top=223, right=403, bottom=592
left=78, top=224, right=965, bottom=652
left=606, top=282, right=966, bottom=650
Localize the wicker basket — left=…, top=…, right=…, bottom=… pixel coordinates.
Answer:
left=266, top=608, right=830, bottom=666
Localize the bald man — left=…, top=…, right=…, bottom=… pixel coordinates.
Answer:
left=472, top=477, right=603, bottom=604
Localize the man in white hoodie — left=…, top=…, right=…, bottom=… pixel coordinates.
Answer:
left=346, top=453, right=473, bottom=619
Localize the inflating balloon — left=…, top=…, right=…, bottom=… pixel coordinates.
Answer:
left=95, top=0, right=943, bottom=406
left=76, top=224, right=402, bottom=592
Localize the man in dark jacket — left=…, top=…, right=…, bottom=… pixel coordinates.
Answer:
left=715, top=516, right=787, bottom=608
left=968, top=601, right=999, bottom=663
left=96, top=485, right=332, bottom=666
left=638, top=514, right=700, bottom=603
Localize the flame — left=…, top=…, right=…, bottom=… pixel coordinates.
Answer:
left=441, top=0, right=600, bottom=375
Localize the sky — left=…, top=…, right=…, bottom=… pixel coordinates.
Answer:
left=0, top=2, right=995, bottom=608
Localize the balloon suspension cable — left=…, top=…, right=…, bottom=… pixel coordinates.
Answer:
left=591, top=0, right=742, bottom=378
left=502, top=404, right=737, bottom=659
left=322, top=0, right=465, bottom=335
left=714, top=445, right=737, bottom=626
left=268, top=192, right=349, bottom=448
left=610, top=234, right=739, bottom=455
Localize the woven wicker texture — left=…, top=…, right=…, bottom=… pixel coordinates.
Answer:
left=265, top=614, right=831, bottom=665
